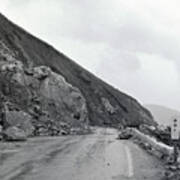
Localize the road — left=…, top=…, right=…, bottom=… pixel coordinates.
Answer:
left=0, top=128, right=164, bottom=180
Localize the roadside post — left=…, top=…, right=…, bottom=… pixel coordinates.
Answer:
left=171, top=118, right=180, bottom=163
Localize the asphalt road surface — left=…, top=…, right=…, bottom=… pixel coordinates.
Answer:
left=0, top=128, right=164, bottom=180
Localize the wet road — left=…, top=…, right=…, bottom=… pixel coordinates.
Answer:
left=0, top=128, right=164, bottom=180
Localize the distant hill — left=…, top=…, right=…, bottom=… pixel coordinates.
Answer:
left=145, top=104, right=180, bottom=126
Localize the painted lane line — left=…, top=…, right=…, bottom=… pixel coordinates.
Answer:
left=125, top=146, right=134, bottom=178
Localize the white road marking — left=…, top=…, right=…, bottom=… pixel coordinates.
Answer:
left=125, top=146, right=134, bottom=178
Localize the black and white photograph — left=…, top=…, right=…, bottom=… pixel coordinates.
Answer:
left=0, top=1, right=180, bottom=179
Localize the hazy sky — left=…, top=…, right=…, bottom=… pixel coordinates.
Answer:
left=1, top=0, right=180, bottom=110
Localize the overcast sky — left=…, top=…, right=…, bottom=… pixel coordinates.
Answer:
left=1, top=0, right=180, bottom=110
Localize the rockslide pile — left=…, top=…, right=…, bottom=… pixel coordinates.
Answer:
left=0, top=42, right=89, bottom=140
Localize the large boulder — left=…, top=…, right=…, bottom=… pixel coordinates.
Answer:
left=38, top=66, right=88, bottom=125
left=5, top=110, right=34, bottom=136
left=3, top=126, right=27, bottom=141
left=0, top=14, right=155, bottom=127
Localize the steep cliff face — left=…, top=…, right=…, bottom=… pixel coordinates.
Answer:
left=0, top=13, right=155, bottom=129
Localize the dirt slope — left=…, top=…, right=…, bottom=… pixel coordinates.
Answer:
left=0, top=13, right=155, bottom=127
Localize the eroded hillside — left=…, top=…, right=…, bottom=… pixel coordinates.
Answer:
left=0, top=13, right=156, bottom=140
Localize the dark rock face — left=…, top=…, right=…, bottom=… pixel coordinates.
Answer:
left=0, top=13, right=156, bottom=129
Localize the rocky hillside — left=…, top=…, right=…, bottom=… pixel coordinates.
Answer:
left=145, top=104, right=180, bottom=126
left=0, top=42, right=89, bottom=139
left=0, top=13, right=155, bottom=139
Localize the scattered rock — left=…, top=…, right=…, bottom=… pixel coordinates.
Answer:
left=163, top=170, right=175, bottom=179
left=36, top=127, right=49, bottom=136
left=3, top=126, right=27, bottom=141
left=118, top=129, right=132, bottom=140
left=143, top=142, right=152, bottom=150
left=166, top=156, right=175, bottom=165
left=59, top=129, right=68, bottom=136
left=0, top=60, right=23, bottom=73
left=168, top=165, right=178, bottom=171
left=33, top=66, right=51, bottom=80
